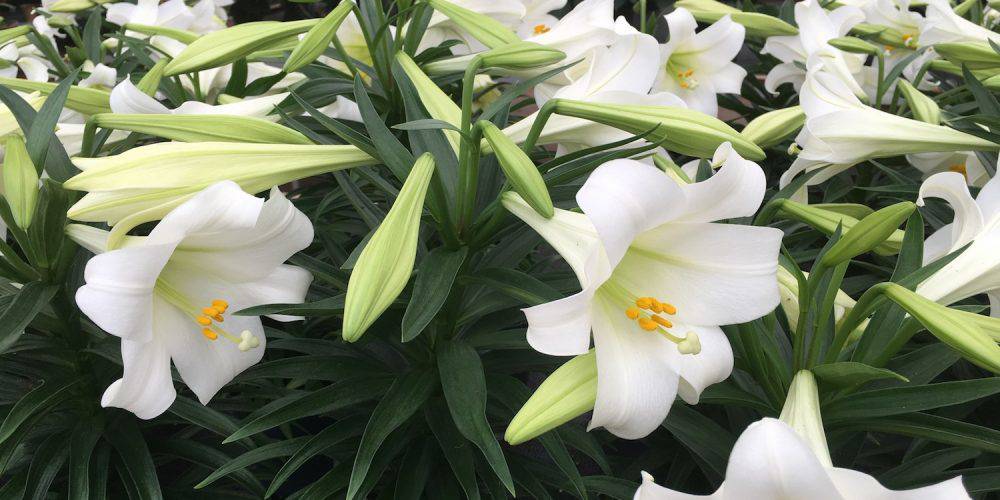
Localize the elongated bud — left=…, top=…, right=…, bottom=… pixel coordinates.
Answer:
left=122, top=23, right=199, bottom=44
left=481, top=123, right=553, bottom=218
left=820, top=201, right=915, bottom=266
left=343, top=153, right=436, bottom=342
left=896, top=80, right=940, bottom=125
left=2, top=135, right=39, bottom=229
left=883, top=284, right=1000, bottom=373
left=740, top=106, right=804, bottom=149
left=136, top=59, right=170, bottom=96
left=426, top=0, right=520, bottom=49
left=90, top=114, right=312, bottom=144
left=777, top=266, right=856, bottom=333
left=675, top=0, right=797, bottom=37
left=505, top=351, right=597, bottom=445
left=551, top=99, right=765, bottom=160
left=850, top=23, right=914, bottom=48
left=394, top=52, right=462, bottom=151
left=164, top=19, right=319, bottom=75
left=64, top=142, right=376, bottom=225
left=775, top=199, right=904, bottom=256
left=48, top=0, right=96, bottom=12
left=0, top=26, right=31, bottom=46
left=479, top=42, right=566, bottom=70
left=828, top=36, right=881, bottom=56
left=934, top=42, right=1000, bottom=70
left=0, top=77, right=111, bottom=115
left=283, top=1, right=354, bottom=73
left=779, top=371, right=831, bottom=466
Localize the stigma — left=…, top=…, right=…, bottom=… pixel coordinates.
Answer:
left=624, top=297, right=700, bottom=355
left=533, top=24, right=550, bottom=35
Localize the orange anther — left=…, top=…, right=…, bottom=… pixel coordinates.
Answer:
left=202, top=307, right=219, bottom=316
left=638, top=318, right=658, bottom=331
left=636, top=297, right=653, bottom=309
left=661, top=302, right=677, bottom=315
left=202, top=328, right=218, bottom=340
left=651, top=315, right=673, bottom=328
left=196, top=316, right=212, bottom=326
left=625, top=307, right=641, bottom=320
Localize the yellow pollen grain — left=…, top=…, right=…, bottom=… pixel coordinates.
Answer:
left=202, top=328, right=218, bottom=340
left=625, top=307, right=641, bottom=320
left=196, top=315, right=212, bottom=326
left=661, top=302, right=677, bottom=315
left=638, top=318, right=658, bottom=331
left=533, top=24, right=550, bottom=34
left=636, top=297, right=653, bottom=309
left=212, top=299, right=229, bottom=311
left=651, top=315, right=673, bottom=328
left=202, top=306, right=219, bottom=316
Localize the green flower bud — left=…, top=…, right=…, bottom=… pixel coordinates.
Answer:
left=0, top=77, right=111, bottom=115
left=776, top=200, right=904, bottom=256
left=2, top=135, right=39, bottom=229
left=0, top=26, right=31, bottom=46
left=136, top=59, right=169, bottom=96
left=676, top=0, right=798, bottom=37
left=934, top=42, right=1000, bottom=70
left=777, top=266, right=857, bottom=334
left=551, top=99, right=766, bottom=160
left=896, top=79, right=940, bottom=125
left=89, top=113, right=312, bottom=144
left=47, top=0, right=96, bottom=12
left=779, top=371, right=831, bottom=466
left=505, top=351, right=597, bottom=445
left=479, top=42, right=566, bottom=70
left=883, top=284, right=1000, bottom=373
left=164, top=19, right=320, bottom=76
left=283, top=0, right=355, bottom=73
left=123, top=23, right=199, bottom=44
left=394, top=52, right=462, bottom=151
left=426, top=0, right=520, bottom=49
left=343, top=153, right=436, bottom=342
left=820, top=201, right=916, bottom=266
left=828, top=36, right=882, bottom=56
left=850, top=23, right=914, bottom=48
left=482, top=122, right=553, bottom=218
left=740, top=106, right=804, bottom=149
left=954, top=0, right=978, bottom=16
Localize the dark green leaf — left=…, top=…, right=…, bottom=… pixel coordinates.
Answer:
left=401, top=246, right=467, bottom=341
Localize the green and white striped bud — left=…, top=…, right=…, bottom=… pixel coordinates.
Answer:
left=343, top=153, right=436, bottom=342
left=675, top=0, right=798, bottom=37
left=482, top=121, right=553, bottom=218
left=479, top=42, right=566, bottom=70
left=395, top=52, right=462, bottom=151
left=850, top=23, right=914, bottom=48
left=0, top=77, right=111, bottom=115
left=505, top=351, right=597, bottom=445
left=123, top=24, right=199, bottom=44
left=89, top=114, right=312, bottom=144
left=779, top=371, right=831, bottom=466
left=426, top=0, right=520, bottom=49
left=934, top=42, right=1000, bottom=70
left=164, top=19, right=320, bottom=75
left=828, top=36, right=881, bottom=56
left=820, top=201, right=915, bottom=266
left=2, top=135, right=39, bottom=229
left=740, top=106, right=804, bottom=149
left=283, top=1, right=355, bottom=73
left=896, top=79, right=940, bottom=125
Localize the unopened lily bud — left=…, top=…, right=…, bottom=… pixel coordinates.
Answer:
left=64, top=142, right=377, bottom=225
left=123, top=23, right=199, bottom=44
left=48, top=0, right=96, bottom=12
left=343, top=153, right=436, bottom=342
left=777, top=267, right=858, bottom=334
left=164, top=19, right=319, bottom=75
left=779, top=371, right=831, bottom=466
left=0, top=77, right=111, bottom=115
left=90, top=113, right=312, bottom=144
left=883, top=284, right=1000, bottom=373
left=505, top=351, right=597, bottom=445
left=896, top=80, right=940, bottom=125
left=2, top=135, right=39, bottom=229
left=0, top=26, right=31, bottom=46
left=850, top=23, right=913, bottom=48
left=828, top=36, right=881, bottom=56
left=740, top=106, right=804, bottom=149
left=776, top=200, right=904, bottom=256
left=820, top=201, right=916, bottom=266
left=479, top=42, right=566, bottom=70
left=283, top=0, right=354, bottom=73
left=675, top=0, right=797, bottom=37
left=426, top=0, right=520, bottom=49
left=395, top=52, right=462, bottom=151
left=481, top=122, right=553, bottom=218
left=136, top=59, right=169, bottom=96
left=551, top=99, right=765, bottom=160
left=934, top=42, right=1000, bottom=70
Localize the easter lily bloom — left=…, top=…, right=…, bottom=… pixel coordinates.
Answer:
left=653, top=8, right=746, bottom=116
left=920, top=0, right=1000, bottom=46
left=68, top=181, right=313, bottom=418
left=907, top=151, right=992, bottom=188
left=0, top=43, right=50, bottom=83
left=502, top=145, right=781, bottom=438
left=915, top=172, right=1000, bottom=316
left=420, top=0, right=526, bottom=54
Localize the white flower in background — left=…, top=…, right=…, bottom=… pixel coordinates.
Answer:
left=68, top=181, right=313, bottom=418
left=504, top=22, right=685, bottom=153
left=502, top=145, right=781, bottom=438
left=516, top=0, right=568, bottom=39
left=0, top=43, right=50, bottom=82
left=856, top=0, right=934, bottom=98
left=105, top=0, right=226, bottom=34
left=907, top=151, right=993, bottom=188
left=420, top=0, right=527, bottom=54
left=920, top=0, right=1000, bottom=45
left=652, top=8, right=746, bottom=117
left=109, top=78, right=290, bottom=120
left=32, top=14, right=66, bottom=47
left=915, top=172, right=1000, bottom=316
left=761, top=0, right=865, bottom=95
left=79, top=62, right=118, bottom=90
left=634, top=417, right=970, bottom=499
left=511, top=0, right=618, bottom=79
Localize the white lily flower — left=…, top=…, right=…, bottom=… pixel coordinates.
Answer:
left=652, top=8, right=746, bottom=116
left=516, top=0, right=568, bottom=39
left=420, top=0, right=527, bottom=55
left=760, top=0, right=865, bottom=96
left=915, top=172, right=1000, bottom=316
left=79, top=62, right=118, bottom=90
left=907, top=151, right=993, bottom=188
left=502, top=144, right=781, bottom=438
left=109, top=78, right=289, bottom=120
left=920, top=0, right=1000, bottom=46
left=104, top=0, right=225, bottom=34
left=634, top=417, right=970, bottom=499
left=69, top=181, right=313, bottom=418
left=0, top=43, right=50, bottom=83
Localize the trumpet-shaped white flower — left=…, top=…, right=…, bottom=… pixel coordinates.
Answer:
left=79, top=62, right=118, bottom=90
left=915, top=172, right=1000, bottom=316
left=69, top=181, right=313, bottom=418
left=920, top=0, right=1000, bottom=46
left=516, top=0, right=568, bottom=39
left=105, top=0, right=225, bottom=34
left=652, top=8, right=746, bottom=116
left=0, top=43, right=50, bottom=83
left=634, top=417, right=970, bottom=499
left=907, top=151, right=993, bottom=188
left=508, top=0, right=618, bottom=79
left=761, top=0, right=865, bottom=96
left=502, top=144, right=781, bottom=438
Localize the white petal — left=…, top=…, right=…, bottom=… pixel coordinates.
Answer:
left=105, top=2, right=137, bottom=26
left=588, top=292, right=679, bottom=439
left=674, top=142, right=766, bottom=223
left=577, top=159, right=687, bottom=267
left=101, top=335, right=176, bottom=419
left=709, top=63, right=746, bottom=95
left=110, top=78, right=171, bottom=114
left=684, top=16, right=745, bottom=73
left=975, top=171, right=1000, bottom=224
left=680, top=83, right=719, bottom=117
left=917, top=172, right=984, bottom=252
left=146, top=181, right=264, bottom=247
left=615, top=222, right=782, bottom=326
left=634, top=471, right=720, bottom=499
left=760, top=36, right=803, bottom=64
left=764, top=62, right=805, bottom=94
left=524, top=288, right=595, bottom=356
left=236, top=264, right=313, bottom=322
left=724, top=418, right=843, bottom=500
left=17, top=57, right=49, bottom=82
left=673, top=325, right=733, bottom=404
left=922, top=223, right=954, bottom=265
left=664, top=8, right=698, bottom=44
left=828, top=468, right=970, bottom=500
